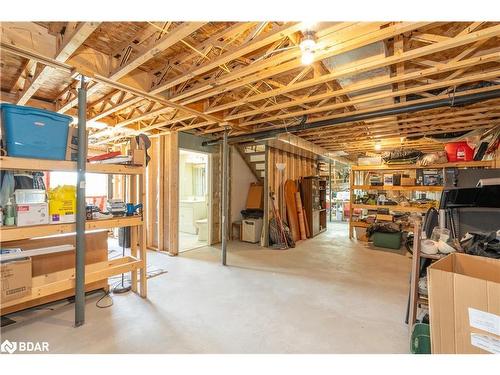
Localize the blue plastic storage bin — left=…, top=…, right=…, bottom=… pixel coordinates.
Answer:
left=0, top=103, right=72, bottom=160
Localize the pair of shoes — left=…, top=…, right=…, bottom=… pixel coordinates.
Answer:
left=418, top=276, right=428, bottom=296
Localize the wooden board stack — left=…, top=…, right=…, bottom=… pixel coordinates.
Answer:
left=284, top=179, right=300, bottom=242
left=295, top=192, right=307, bottom=240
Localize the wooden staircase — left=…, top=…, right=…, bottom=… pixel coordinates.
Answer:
left=235, top=143, right=265, bottom=183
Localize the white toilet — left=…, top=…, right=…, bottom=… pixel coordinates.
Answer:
left=195, top=218, right=208, bottom=241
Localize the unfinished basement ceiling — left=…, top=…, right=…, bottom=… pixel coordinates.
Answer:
left=0, top=21, right=499, bottom=160
left=322, top=41, right=394, bottom=109
left=321, top=41, right=398, bottom=153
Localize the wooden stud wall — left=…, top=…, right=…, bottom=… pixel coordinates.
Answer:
left=210, top=146, right=222, bottom=244
left=143, top=133, right=223, bottom=252
left=146, top=137, right=161, bottom=249
left=266, top=147, right=317, bottom=221
left=161, top=132, right=179, bottom=255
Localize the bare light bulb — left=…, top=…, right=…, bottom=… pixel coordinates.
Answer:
left=374, top=142, right=382, bottom=151
left=300, top=38, right=316, bottom=52
left=301, top=50, right=314, bottom=65
left=300, top=34, right=316, bottom=65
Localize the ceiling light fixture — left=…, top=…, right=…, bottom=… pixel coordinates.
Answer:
left=300, top=29, right=316, bottom=65
left=374, top=141, right=382, bottom=151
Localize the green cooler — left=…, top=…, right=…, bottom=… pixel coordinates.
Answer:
left=372, top=231, right=402, bottom=249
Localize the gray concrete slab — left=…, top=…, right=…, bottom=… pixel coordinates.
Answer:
left=1, top=223, right=411, bottom=353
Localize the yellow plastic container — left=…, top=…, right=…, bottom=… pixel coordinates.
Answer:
left=48, top=185, right=76, bottom=224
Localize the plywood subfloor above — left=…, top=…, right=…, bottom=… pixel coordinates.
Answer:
left=1, top=21, right=499, bottom=157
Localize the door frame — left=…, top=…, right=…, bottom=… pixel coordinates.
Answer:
left=178, top=147, right=213, bottom=249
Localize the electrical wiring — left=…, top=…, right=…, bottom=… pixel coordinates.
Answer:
left=96, top=279, right=129, bottom=308
left=95, top=290, right=114, bottom=309
left=95, top=266, right=168, bottom=308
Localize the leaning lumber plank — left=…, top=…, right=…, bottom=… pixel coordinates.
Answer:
left=284, top=180, right=300, bottom=242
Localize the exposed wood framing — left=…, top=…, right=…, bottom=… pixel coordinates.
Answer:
left=17, top=22, right=100, bottom=105
left=1, top=21, right=499, bottom=159
left=110, top=22, right=207, bottom=80
left=161, top=132, right=179, bottom=255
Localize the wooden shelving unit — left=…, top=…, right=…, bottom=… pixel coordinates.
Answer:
left=1, top=216, right=142, bottom=242
left=348, top=161, right=493, bottom=239
left=352, top=185, right=444, bottom=192
left=318, top=179, right=327, bottom=232
left=351, top=221, right=370, bottom=228
left=300, top=176, right=327, bottom=237
left=0, top=156, right=148, bottom=314
left=350, top=160, right=493, bottom=171
left=351, top=203, right=431, bottom=213
left=408, top=222, right=448, bottom=328
left=1, top=256, right=144, bottom=311
left=0, top=156, right=144, bottom=175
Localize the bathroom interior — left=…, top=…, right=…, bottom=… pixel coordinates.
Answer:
left=179, top=149, right=210, bottom=252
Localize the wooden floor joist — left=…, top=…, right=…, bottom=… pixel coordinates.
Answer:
left=1, top=21, right=499, bottom=158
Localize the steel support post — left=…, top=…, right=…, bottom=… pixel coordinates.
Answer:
left=75, top=75, right=87, bottom=327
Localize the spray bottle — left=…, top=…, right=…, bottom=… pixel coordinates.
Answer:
left=5, top=197, right=15, bottom=226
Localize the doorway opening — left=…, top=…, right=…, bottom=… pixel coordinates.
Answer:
left=179, top=149, right=211, bottom=252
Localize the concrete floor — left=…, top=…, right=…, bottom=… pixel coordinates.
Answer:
left=1, top=222, right=412, bottom=353
left=179, top=231, right=207, bottom=252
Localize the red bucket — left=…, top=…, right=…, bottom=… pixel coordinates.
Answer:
left=444, top=142, right=475, bottom=162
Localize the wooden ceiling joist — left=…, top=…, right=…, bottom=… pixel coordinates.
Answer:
left=221, top=85, right=500, bottom=136
left=235, top=68, right=500, bottom=127
left=149, top=22, right=303, bottom=95
left=309, top=118, right=498, bottom=144
left=1, top=21, right=499, bottom=154
left=202, top=24, right=500, bottom=116
left=163, top=22, right=362, bottom=102
left=301, top=105, right=500, bottom=138
left=178, top=22, right=430, bottom=106
left=223, top=52, right=500, bottom=122
left=17, top=22, right=100, bottom=105
left=9, top=59, right=38, bottom=97
left=109, top=22, right=207, bottom=81
left=55, top=23, right=208, bottom=115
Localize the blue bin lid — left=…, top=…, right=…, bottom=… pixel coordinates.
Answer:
left=0, top=103, right=73, bottom=123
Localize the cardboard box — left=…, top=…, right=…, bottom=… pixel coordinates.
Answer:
left=428, top=253, right=500, bottom=354
left=420, top=169, right=443, bottom=186
left=383, top=174, right=394, bottom=186
left=65, top=126, right=89, bottom=161
left=376, top=214, right=393, bottom=222
left=246, top=183, right=263, bottom=209
left=401, top=177, right=415, bottom=186
left=383, top=174, right=400, bottom=186
left=1, top=232, right=108, bottom=314
left=1, top=258, right=32, bottom=303
left=15, top=202, right=49, bottom=226
left=354, top=226, right=369, bottom=242
left=128, top=148, right=145, bottom=166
